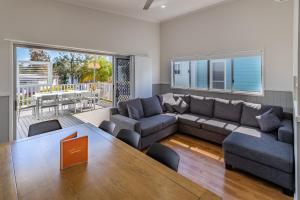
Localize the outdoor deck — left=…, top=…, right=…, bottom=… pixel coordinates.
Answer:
left=17, top=101, right=112, bottom=140
left=17, top=112, right=84, bottom=139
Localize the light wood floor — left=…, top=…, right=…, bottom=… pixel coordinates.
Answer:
left=161, top=134, right=293, bottom=200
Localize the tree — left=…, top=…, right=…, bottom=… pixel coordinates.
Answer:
left=53, top=53, right=84, bottom=84
left=80, top=56, right=113, bottom=83
left=30, top=49, right=50, bottom=62
left=53, top=53, right=112, bottom=84
left=95, top=56, right=113, bottom=82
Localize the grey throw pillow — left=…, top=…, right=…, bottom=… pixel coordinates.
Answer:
left=164, top=103, right=175, bottom=113
left=118, top=98, right=144, bottom=118
left=141, top=96, right=163, bottom=117
left=256, top=109, right=281, bottom=132
left=127, top=105, right=141, bottom=120
left=172, top=98, right=189, bottom=114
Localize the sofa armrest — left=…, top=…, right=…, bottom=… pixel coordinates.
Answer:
left=110, top=107, right=119, bottom=115
left=278, top=120, right=294, bottom=145
left=110, top=114, right=141, bottom=135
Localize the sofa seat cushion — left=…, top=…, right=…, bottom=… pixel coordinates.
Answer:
left=223, top=129, right=294, bottom=173
left=178, top=114, right=209, bottom=128
left=202, top=118, right=239, bottom=136
left=138, top=114, right=177, bottom=137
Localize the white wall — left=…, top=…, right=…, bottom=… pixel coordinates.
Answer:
left=0, top=0, right=160, bottom=141
left=160, top=0, right=293, bottom=92
left=0, top=0, right=160, bottom=92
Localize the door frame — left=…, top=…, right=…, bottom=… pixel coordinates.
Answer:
left=12, top=41, right=123, bottom=140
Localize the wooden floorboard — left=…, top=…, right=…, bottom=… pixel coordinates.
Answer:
left=16, top=103, right=111, bottom=140
left=17, top=111, right=85, bottom=139
left=161, top=134, right=293, bottom=200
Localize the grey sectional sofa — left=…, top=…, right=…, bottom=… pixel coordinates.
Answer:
left=110, top=93, right=294, bottom=194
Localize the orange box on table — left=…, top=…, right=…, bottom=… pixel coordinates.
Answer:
left=60, top=132, right=88, bottom=170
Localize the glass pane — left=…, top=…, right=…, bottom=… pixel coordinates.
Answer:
left=211, top=60, right=225, bottom=90
left=210, top=59, right=232, bottom=90
left=233, top=56, right=262, bottom=92
left=190, top=60, right=208, bottom=89
left=213, top=82, right=224, bottom=89
left=173, top=61, right=190, bottom=88
left=212, top=62, right=225, bottom=82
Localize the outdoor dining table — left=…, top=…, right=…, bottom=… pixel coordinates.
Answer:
left=33, top=90, right=93, bottom=119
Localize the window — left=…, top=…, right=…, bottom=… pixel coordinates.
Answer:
left=171, top=53, right=263, bottom=94
left=210, top=59, right=232, bottom=91
left=233, top=56, right=262, bottom=93
left=172, top=61, right=190, bottom=88
left=190, top=60, right=208, bottom=89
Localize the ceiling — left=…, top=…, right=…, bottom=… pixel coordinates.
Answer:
left=55, top=0, right=230, bottom=22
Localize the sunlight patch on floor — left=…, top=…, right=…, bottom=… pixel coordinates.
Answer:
left=169, top=138, right=223, bottom=162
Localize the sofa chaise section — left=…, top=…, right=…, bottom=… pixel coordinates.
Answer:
left=223, top=118, right=294, bottom=194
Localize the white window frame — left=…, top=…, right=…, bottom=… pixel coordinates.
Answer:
left=210, top=59, right=227, bottom=91
left=171, top=60, right=191, bottom=89
left=190, top=60, right=209, bottom=90
left=170, top=50, right=264, bottom=96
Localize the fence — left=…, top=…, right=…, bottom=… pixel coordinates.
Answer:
left=17, top=82, right=113, bottom=108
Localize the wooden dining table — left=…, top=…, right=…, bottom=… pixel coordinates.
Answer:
left=0, top=123, right=220, bottom=200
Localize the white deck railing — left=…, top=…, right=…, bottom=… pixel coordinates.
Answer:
left=17, top=82, right=113, bottom=108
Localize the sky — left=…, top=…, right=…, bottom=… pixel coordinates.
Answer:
left=16, top=47, right=113, bottom=63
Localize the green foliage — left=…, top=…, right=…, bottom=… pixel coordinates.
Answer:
left=85, top=56, right=113, bottom=83
left=53, top=53, right=84, bottom=84
left=53, top=53, right=112, bottom=84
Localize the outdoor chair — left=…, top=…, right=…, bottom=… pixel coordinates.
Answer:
left=60, top=93, right=80, bottom=114
left=39, top=94, right=59, bottom=118
left=80, top=91, right=96, bottom=111
left=17, top=95, right=37, bottom=120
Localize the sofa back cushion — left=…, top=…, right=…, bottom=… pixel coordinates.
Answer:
left=190, top=95, right=214, bottom=117
left=240, top=102, right=283, bottom=128
left=118, top=98, right=144, bottom=118
left=127, top=105, right=142, bottom=120
left=214, top=99, right=243, bottom=122
left=157, top=93, right=175, bottom=112
left=141, top=96, right=163, bottom=117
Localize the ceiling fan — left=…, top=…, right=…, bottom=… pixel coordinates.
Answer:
left=143, top=0, right=154, bottom=10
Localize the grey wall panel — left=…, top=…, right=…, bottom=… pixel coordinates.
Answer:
left=0, top=96, right=9, bottom=143
left=153, top=84, right=293, bottom=113
left=152, top=84, right=161, bottom=96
